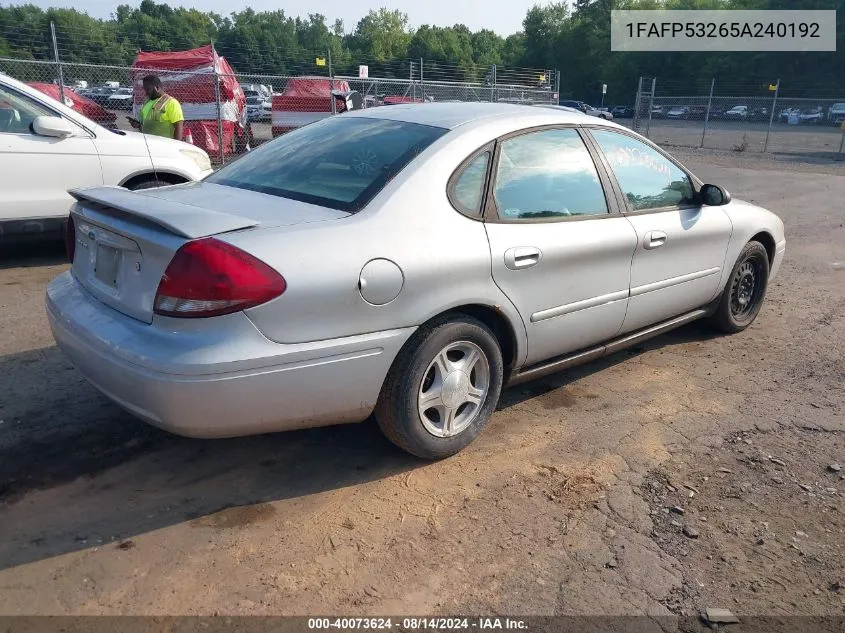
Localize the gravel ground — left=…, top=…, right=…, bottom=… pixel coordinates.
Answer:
left=0, top=151, right=842, bottom=622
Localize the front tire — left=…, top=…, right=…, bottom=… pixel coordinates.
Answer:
left=375, top=315, right=504, bottom=459
left=710, top=241, right=770, bottom=333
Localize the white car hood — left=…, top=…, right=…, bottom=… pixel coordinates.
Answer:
left=94, top=129, right=195, bottom=158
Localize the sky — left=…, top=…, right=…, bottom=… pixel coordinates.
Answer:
left=5, top=0, right=550, bottom=35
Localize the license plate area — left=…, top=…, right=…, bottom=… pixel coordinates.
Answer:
left=94, top=244, right=121, bottom=289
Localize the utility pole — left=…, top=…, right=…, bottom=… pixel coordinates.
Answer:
left=50, top=22, right=65, bottom=104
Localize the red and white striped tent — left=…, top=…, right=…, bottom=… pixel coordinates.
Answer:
left=131, top=45, right=247, bottom=156
left=271, top=76, right=351, bottom=137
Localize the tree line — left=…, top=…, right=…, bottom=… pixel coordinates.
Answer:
left=0, top=0, right=842, bottom=104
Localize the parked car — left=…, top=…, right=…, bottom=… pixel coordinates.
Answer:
left=723, top=105, right=749, bottom=120
left=0, top=72, right=212, bottom=238
left=666, top=106, right=691, bottom=120
left=689, top=106, right=708, bottom=119
left=828, top=103, right=845, bottom=125
left=246, top=95, right=271, bottom=121
left=559, top=99, right=586, bottom=112
left=241, top=83, right=271, bottom=99
left=79, top=85, right=118, bottom=107
left=798, top=107, right=824, bottom=125
left=544, top=103, right=610, bottom=119
left=47, top=103, right=785, bottom=459
left=749, top=107, right=769, bottom=121
left=650, top=105, right=666, bottom=118
left=104, top=87, right=134, bottom=110
left=556, top=101, right=611, bottom=119
left=779, top=107, right=801, bottom=123
left=611, top=105, right=634, bottom=118
left=583, top=103, right=613, bottom=120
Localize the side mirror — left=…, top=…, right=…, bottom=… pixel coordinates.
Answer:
left=32, top=115, right=76, bottom=138
left=700, top=183, right=731, bottom=206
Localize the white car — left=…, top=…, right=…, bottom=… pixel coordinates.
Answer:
left=246, top=96, right=271, bottom=121
left=0, top=72, right=213, bottom=237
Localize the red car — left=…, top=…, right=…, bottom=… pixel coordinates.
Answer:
left=27, top=83, right=117, bottom=128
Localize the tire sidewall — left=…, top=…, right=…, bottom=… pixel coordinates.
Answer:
left=391, top=318, right=503, bottom=458
left=722, top=242, right=770, bottom=330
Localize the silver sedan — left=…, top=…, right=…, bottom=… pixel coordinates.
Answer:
left=47, top=103, right=786, bottom=458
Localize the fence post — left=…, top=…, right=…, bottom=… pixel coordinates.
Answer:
left=555, top=69, right=560, bottom=104
left=632, top=76, right=643, bottom=132
left=328, top=49, right=336, bottom=115
left=700, top=78, right=715, bottom=148
left=213, top=72, right=224, bottom=165
left=50, top=22, right=64, bottom=103
left=645, top=77, right=656, bottom=138
left=763, top=78, right=780, bottom=153
left=419, top=57, right=425, bottom=102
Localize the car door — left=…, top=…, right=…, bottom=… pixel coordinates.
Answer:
left=587, top=127, right=733, bottom=333
left=0, top=81, right=102, bottom=227
left=481, top=126, right=638, bottom=366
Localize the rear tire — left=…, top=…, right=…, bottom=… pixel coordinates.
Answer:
left=375, top=315, right=504, bottom=460
left=709, top=241, right=770, bottom=333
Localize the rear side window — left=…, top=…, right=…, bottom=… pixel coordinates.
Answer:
left=208, top=117, right=447, bottom=212
left=450, top=151, right=490, bottom=216
left=492, top=128, right=608, bottom=219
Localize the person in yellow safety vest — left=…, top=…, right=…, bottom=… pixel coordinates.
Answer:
left=128, top=75, right=184, bottom=141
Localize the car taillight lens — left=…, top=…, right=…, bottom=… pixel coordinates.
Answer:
left=153, top=238, right=286, bottom=318
left=65, top=215, right=76, bottom=263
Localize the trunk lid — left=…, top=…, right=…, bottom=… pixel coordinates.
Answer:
left=69, top=183, right=347, bottom=323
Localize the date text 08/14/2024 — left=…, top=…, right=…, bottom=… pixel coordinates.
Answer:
left=307, top=618, right=529, bottom=630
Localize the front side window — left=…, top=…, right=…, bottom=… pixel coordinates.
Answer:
left=591, top=129, right=695, bottom=211
left=0, top=85, right=55, bottom=135
left=208, top=116, right=447, bottom=213
left=451, top=151, right=489, bottom=216
left=492, top=128, right=608, bottom=220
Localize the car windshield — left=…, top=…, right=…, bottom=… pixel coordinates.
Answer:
left=207, top=116, right=447, bottom=213
left=246, top=96, right=262, bottom=105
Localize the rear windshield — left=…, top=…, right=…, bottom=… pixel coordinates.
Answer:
left=208, top=116, right=447, bottom=212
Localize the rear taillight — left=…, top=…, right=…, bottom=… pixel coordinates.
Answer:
left=65, top=215, right=76, bottom=263
left=153, top=238, right=286, bottom=318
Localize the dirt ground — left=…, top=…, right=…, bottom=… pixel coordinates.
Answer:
left=0, top=151, right=843, bottom=624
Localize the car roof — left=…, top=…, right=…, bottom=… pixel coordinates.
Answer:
left=346, top=102, right=595, bottom=129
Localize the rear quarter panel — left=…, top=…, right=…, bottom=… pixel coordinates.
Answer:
left=231, top=122, right=530, bottom=365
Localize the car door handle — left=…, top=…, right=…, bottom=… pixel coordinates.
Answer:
left=644, top=231, right=668, bottom=250
left=504, top=247, right=542, bottom=270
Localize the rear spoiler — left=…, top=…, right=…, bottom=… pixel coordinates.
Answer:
left=69, top=186, right=260, bottom=239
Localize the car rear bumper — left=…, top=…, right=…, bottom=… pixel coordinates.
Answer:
left=46, top=271, right=414, bottom=438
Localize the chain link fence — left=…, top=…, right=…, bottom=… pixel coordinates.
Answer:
left=629, top=76, right=845, bottom=158
left=1, top=38, right=559, bottom=165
